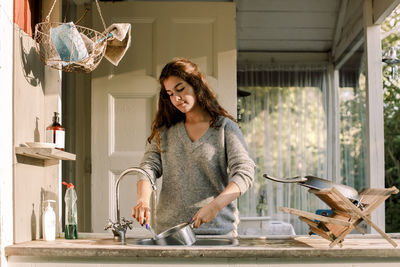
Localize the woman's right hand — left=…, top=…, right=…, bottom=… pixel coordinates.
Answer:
left=132, top=201, right=151, bottom=225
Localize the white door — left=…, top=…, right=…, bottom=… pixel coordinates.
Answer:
left=91, top=1, right=237, bottom=233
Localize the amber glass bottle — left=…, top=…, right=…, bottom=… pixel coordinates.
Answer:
left=46, top=112, right=65, bottom=150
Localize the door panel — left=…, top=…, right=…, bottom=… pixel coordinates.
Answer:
left=91, top=1, right=236, bottom=232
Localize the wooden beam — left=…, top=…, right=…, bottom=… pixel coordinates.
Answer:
left=237, top=11, right=336, bottom=28
left=373, top=0, right=400, bottom=24
left=237, top=52, right=329, bottom=64
left=335, top=36, right=364, bottom=69
left=238, top=40, right=331, bottom=52
left=364, top=0, right=386, bottom=233
left=333, top=15, right=363, bottom=65
left=332, top=0, right=349, bottom=58
left=238, top=28, right=334, bottom=41
left=326, top=65, right=341, bottom=184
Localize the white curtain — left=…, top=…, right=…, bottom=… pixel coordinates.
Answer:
left=237, top=63, right=330, bottom=234
left=338, top=53, right=368, bottom=191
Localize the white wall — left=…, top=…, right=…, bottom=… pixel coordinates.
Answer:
left=13, top=28, right=62, bottom=243
left=1, top=0, right=64, bottom=250
left=0, top=1, right=14, bottom=266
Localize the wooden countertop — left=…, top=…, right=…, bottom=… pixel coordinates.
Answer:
left=5, top=234, right=400, bottom=259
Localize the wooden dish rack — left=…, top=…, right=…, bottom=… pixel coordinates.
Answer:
left=280, top=186, right=399, bottom=248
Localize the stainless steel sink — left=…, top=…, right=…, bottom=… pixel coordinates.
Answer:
left=135, top=237, right=238, bottom=246
left=94, top=237, right=238, bottom=246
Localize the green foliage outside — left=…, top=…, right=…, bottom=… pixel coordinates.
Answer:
left=382, top=7, right=400, bottom=233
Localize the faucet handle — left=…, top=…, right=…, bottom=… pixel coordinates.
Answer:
left=120, top=217, right=134, bottom=230
left=104, top=219, right=115, bottom=231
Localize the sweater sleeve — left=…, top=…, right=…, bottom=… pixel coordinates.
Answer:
left=224, top=119, right=256, bottom=194
left=138, top=139, right=163, bottom=182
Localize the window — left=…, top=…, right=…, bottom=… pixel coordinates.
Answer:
left=338, top=47, right=368, bottom=191
left=237, top=63, right=329, bottom=234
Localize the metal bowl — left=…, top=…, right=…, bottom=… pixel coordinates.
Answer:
left=153, top=222, right=196, bottom=245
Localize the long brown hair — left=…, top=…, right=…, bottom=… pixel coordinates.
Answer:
left=148, top=58, right=235, bottom=146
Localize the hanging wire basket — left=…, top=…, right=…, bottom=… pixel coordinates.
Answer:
left=34, top=0, right=109, bottom=73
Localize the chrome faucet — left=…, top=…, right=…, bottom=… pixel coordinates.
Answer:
left=104, top=167, right=157, bottom=244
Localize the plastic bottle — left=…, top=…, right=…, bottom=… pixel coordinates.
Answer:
left=42, top=200, right=56, bottom=241
left=62, top=181, right=78, bottom=239
left=46, top=112, right=65, bottom=150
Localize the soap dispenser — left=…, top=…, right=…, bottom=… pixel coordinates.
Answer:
left=46, top=112, right=65, bottom=150
left=42, top=200, right=56, bottom=241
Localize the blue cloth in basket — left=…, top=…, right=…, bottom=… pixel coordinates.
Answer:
left=50, top=22, right=88, bottom=63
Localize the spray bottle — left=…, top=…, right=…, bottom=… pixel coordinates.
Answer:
left=62, top=181, right=78, bottom=239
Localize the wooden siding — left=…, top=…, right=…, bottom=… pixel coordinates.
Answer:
left=237, top=0, right=340, bottom=52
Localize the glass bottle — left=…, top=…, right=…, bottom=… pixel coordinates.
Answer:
left=46, top=112, right=65, bottom=150
left=63, top=182, right=78, bottom=239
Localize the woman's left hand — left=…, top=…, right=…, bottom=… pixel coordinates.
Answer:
left=191, top=202, right=220, bottom=228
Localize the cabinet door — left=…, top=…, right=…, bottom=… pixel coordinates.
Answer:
left=91, top=1, right=236, bottom=232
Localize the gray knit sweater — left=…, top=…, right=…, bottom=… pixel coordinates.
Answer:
left=139, top=116, right=255, bottom=235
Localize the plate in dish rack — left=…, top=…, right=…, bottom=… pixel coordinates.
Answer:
left=26, top=142, right=56, bottom=148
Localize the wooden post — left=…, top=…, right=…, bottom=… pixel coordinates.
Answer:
left=363, top=0, right=386, bottom=233
left=326, top=65, right=341, bottom=183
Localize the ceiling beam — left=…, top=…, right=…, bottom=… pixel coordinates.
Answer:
left=334, top=36, right=363, bottom=69
left=237, top=52, right=329, bottom=64
left=333, top=14, right=363, bottom=64
left=373, top=0, right=400, bottom=24
left=332, top=0, right=349, bottom=58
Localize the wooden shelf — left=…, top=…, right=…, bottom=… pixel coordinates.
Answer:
left=15, top=147, right=76, bottom=161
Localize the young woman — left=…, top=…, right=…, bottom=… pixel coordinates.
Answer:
left=131, top=58, right=255, bottom=235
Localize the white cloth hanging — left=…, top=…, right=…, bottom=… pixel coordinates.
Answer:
left=103, top=23, right=132, bottom=66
